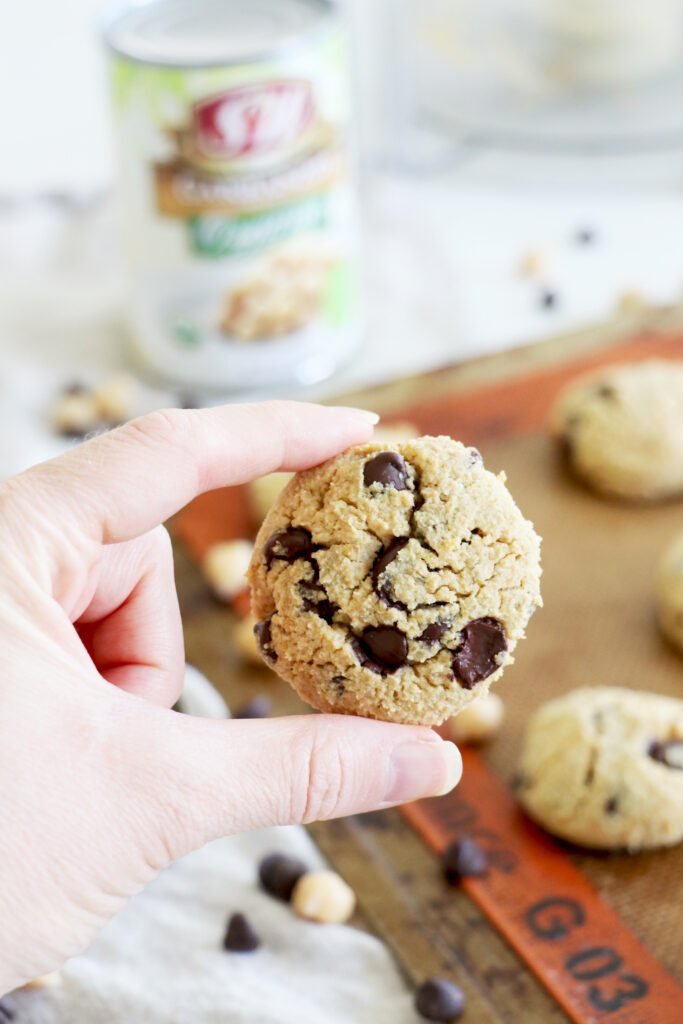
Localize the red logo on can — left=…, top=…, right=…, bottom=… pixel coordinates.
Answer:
left=192, top=80, right=315, bottom=159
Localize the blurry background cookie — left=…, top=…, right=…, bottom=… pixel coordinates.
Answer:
left=517, top=687, right=683, bottom=851
left=550, top=360, right=683, bottom=501
left=657, top=530, right=683, bottom=654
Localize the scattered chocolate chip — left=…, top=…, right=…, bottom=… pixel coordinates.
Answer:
left=576, top=227, right=597, bottom=245
left=539, top=289, right=558, bottom=310
left=63, top=381, right=88, bottom=396
left=604, top=796, right=619, bottom=815
left=232, top=696, right=271, bottom=719
left=299, top=581, right=338, bottom=623
left=419, top=621, right=449, bottom=645
left=363, top=451, right=408, bottom=490
left=264, top=527, right=315, bottom=569
left=223, top=912, right=261, bottom=952
left=372, top=537, right=409, bottom=610
left=452, top=617, right=507, bottom=689
left=354, top=626, right=408, bottom=674
left=254, top=614, right=277, bottom=663
left=0, top=996, right=17, bottom=1022
left=259, top=853, right=309, bottom=901
left=649, top=739, right=683, bottom=770
left=469, top=448, right=482, bottom=465
left=442, top=837, right=488, bottom=883
left=415, top=978, right=466, bottom=1022
left=597, top=384, right=616, bottom=400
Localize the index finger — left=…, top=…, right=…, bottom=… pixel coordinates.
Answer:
left=11, top=401, right=378, bottom=545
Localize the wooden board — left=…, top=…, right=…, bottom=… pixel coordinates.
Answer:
left=173, top=328, right=683, bottom=1023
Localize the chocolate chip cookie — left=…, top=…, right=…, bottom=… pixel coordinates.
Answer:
left=247, top=437, right=542, bottom=725
left=517, top=687, right=683, bottom=851
left=550, top=360, right=683, bottom=501
left=658, top=530, right=683, bottom=654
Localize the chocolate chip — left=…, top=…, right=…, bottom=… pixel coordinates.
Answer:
left=452, top=617, right=507, bottom=689
left=419, top=621, right=449, bottom=645
left=363, top=451, right=408, bottom=490
left=223, top=912, right=261, bottom=952
left=469, top=448, right=482, bottom=465
left=414, top=978, right=466, bottom=1021
left=442, top=837, right=488, bottom=883
left=604, top=795, right=619, bottom=815
left=372, top=537, right=409, bottom=610
left=254, top=614, right=277, bottom=663
left=576, top=227, right=597, bottom=245
left=264, top=527, right=315, bottom=569
left=597, top=384, right=616, bottom=400
left=232, top=696, right=271, bottom=719
left=0, top=996, right=17, bottom=1022
left=299, top=581, right=338, bottom=623
left=259, top=853, right=309, bottom=901
left=649, top=739, right=683, bottom=770
left=354, top=626, right=408, bottom=674
left=63, top=380, right=88, bottom=396
left=331, top=675, right=346, bottom=696
left=540, top=289, right=557, bottom=309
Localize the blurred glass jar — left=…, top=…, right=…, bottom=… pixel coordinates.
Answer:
left=102, top=0, right=362, bottom=392
left=351, top=0, right=683, bottom=168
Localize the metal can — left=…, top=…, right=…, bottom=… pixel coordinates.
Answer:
left=102, top=0, right=361, bottom=391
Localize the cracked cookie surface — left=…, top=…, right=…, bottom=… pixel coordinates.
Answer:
left=550, top=360, right=683, bottom=501
left=248, top=436, right=542, bottom=725
left=517, top=687, right=683, bottom=850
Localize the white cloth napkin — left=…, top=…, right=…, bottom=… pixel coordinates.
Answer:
left=8, top=667, right=418, bottom=1024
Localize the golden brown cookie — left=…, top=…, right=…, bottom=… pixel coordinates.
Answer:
left=248, top=437, right=542, bottom=725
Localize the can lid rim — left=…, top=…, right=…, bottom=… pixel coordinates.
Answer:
left=100, top=0, right=340, bottom=70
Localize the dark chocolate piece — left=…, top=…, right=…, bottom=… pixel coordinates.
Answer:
left=264, top=527, right=315, bottom=569
left=223, top=912, right=261, bottom=952
left=258, top=853, right=309, bottom=901
left=299, top=581, right=338, bottom=623
left=649, top=739, right=683, bottom=770
left=363, top=451, right=408, bottom=490
left=354, top=626, right=408, bottom=674
left=414, top=978, right=466, bottom=1021
left=372, top=537, right=409, bottom=610
left=604, top=795, right=619, bottom=815
left=254, top=614, right=277, bottom=663
left=452, top=617, right=507, bottom=689
left=419, top=621, right=449, bottom=645
left=442, top=837, right=488, bottom=883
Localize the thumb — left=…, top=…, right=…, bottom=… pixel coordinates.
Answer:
left=121, top=707, right=462, bottom=859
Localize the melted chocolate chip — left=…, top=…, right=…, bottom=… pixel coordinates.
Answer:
left=414, top=978, right=466, bottom=1022
left=419, top=621, right=449, bottom=645
left=259, top=853, right=309, bottom=901
left=604, top=795, right=619, bottom=815
left=253, top=614, right=277, bottom=663
left=299, top=582, right=338, bottom=623
left=452, top=617, right=507, bottom=689
left=353, top=626, right=408, bottom=674
left=223, top=912, right=261, bottom=952
left=442, top=837, right=488, bottom=883
left=372, top=537, right=409, bottom=610
left=363, top=451, right=408, bottom=490
left=649, top=739, right=683, bottom=770
left=264, top=527, right=315, bottom=569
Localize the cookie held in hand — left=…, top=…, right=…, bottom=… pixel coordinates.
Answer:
left=248, top=437, right=542, bottom=725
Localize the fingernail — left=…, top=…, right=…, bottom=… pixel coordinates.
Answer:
left=382, top=740, right=462, bottom=805
left=353, top=408, right=380, bottom=425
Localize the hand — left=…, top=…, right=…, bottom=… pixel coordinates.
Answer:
left=0, top=401, right=461, bottom=993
